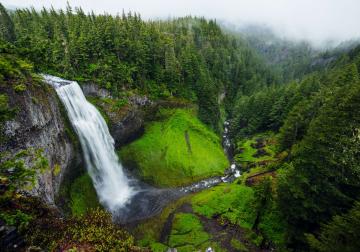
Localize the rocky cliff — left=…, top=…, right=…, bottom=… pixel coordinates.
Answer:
left=82, top=84, right=152, bottom=148
left=0, top=80, right=80, bottom=205
left=81, top=83, right=194, bottom=149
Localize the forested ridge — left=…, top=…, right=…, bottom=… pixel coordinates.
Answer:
left=1, top=3, right=360, bottom=252
left=3, top=4, right=276, bottom=132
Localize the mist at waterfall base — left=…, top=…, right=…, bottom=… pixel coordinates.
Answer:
left=44, top=74, right=241, bottom=223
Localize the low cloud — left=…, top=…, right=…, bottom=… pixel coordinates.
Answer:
left=3, top=0, right=360, bottom=47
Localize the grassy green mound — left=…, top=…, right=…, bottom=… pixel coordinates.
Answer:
left=135, top=181, right=286, bottom=251
left=119, top=109, right=229, bottom=187
left=168, top=213, right=210, bottom=250
left=168, top=213, right=224, bottom=252
left=191, top=182, right=286, bottom=248
left=234, top=132, right=277, bottom=166
left=69, top=173, right=101, bottom=216
left=192, top=183, right=255, bottom=229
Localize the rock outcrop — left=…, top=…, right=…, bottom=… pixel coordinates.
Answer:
left=81, top=83, right=112, bottom=99
left=0, top=81, right=80, bottom=205
left=82, top=84, right=152, bottom=147
left=81, top=83, right=194, bottom=148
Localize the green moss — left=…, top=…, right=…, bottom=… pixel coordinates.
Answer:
left=234, top=132, right=277, bottom=166
left=168, top=213, right=210, bottom=250
left=150, top=242, right=168, bottom=252
left=31, top=96, right=39, bottom=104
left=53, top=164, right=61, bottom=176
left=0, top=210, right=33, bottom=231
left=69, top=173, right=100, bottom=216
left=231, top=238, right=248, bottom=251
left=13, top=83, right=27, bottom=92
left=134, top=194, right=193, bottom=246
left=120, top=109, right=229, bottom=187
left=192, top=183, right=256, bottom=229
left=245, top=231, right=264, bottom=247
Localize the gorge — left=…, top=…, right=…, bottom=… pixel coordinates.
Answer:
left=1, top=2, right=360, bottom=252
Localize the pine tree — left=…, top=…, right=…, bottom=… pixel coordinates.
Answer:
left=0, top=3, right=15, bottom=42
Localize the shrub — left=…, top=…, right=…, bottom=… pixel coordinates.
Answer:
left=59, top=208, right=137, bottom=251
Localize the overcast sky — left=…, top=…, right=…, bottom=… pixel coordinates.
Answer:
left=2, top=0, right=360, bottom=46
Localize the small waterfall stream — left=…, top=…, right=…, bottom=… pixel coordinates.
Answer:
left=223, top=120, right=241, bottom=178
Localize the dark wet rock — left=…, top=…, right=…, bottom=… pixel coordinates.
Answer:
left=160, top=211, right=175, bottom=244
left=82, top=83, right=154, bottom=147
left=110, top=107, right=146, bottom=147
left=113, top=185, right=183, bottom=223
left=251, top=138, right=266, bottom=149
left=83, top=85, right=195, bottom=148
left=0, top=220, right=25, bottom=251
left=0, top=81, right=80, bottom=205
left=82, top=83, right=112, bottom=98
left=128, top=95, right=153, bottom=107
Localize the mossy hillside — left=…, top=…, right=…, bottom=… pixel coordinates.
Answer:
left=234, top=132, right=277, bottom=167
left=192, top=183, right=256, bottom=229
left=169, top=213, right=209, bottom=250
left=168, top=213, right=225, bottom=252
left=149, top=242, right=168, bottom=252
left=192, top=181, right=286, bottom=249
left=135, top=194, right=194, bottom=248
left=135, top=180, right=285, bottom=251
left=120, top=109, right=229, bottom=187
left=69, top=173, right=101, bottom=216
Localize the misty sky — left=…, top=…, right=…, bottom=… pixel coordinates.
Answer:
left=2, top=0, right=360, bottom=46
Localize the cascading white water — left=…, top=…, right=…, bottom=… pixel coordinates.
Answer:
left=43, top=75, right=134, bottom=212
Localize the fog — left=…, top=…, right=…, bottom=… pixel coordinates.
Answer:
left=3, top=0, right=360, bottom=47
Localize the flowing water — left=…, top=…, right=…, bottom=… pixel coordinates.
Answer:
left=223, top=121, right=241, bottom=178
left=43, top=75, right=135, bottom=212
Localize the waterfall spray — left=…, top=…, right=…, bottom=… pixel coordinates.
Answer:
left=43, top=75, right=135, bottom=212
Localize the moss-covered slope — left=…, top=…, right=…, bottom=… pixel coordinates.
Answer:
left=120, top=109, right=229, bottom=187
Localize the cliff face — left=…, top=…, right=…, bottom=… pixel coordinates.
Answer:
left=82, top=84, right=151, bottom=148
left=0, top=81, right=80, bottom=205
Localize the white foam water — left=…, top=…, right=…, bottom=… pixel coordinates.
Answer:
left=43, top=75, right=135, bottom=212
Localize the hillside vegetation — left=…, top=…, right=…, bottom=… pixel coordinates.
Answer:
left=120, top=109, right=229, bottom=187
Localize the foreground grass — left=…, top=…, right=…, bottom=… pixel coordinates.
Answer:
left=120, top=109, right=229, bottom=187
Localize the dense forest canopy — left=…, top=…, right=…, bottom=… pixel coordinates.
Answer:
left=4, top=5, right=277, bottom=131
left=1, top=2, right=360, bottom=252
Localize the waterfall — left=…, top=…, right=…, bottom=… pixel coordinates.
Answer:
left=43, top=75, right=134, bottom=212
